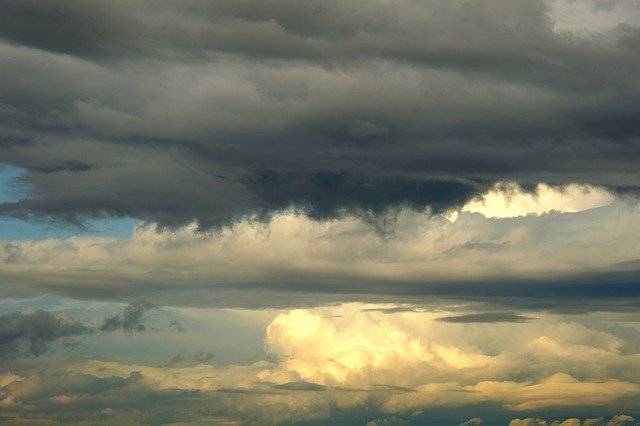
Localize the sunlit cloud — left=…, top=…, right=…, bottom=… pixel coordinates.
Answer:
left=460, top=183, right=615, bottom=219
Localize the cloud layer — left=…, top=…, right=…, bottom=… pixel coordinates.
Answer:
left=1, top=304, right=639, bottom=424
left=1, top=0, right=640, bottom=226
left=1, top=195, right=638, bottom=307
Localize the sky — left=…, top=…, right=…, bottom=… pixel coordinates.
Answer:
left=0, top=0, right=639, bottom=425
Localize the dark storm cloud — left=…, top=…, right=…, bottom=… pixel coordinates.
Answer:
left=1, top=0, right=640, bottom=227
left=245, top=170, right=485, bottom=219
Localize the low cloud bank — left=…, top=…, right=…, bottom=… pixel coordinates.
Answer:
left=1, top=196, right=639, bottom=307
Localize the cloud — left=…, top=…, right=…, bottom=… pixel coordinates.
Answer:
left=509, top=414, right=636, bottom=426
left=546, top=0, right=640, bottom=33
left=61, top=303, right=627, bottom=394
left=1, top=3, right=639, bottom=421
left=99, top=301, right=155, bottom=333
left=436, top=313, right=535, bottom=323
left=0, top=0, right=639, bottom=227
left=9, top=357, right=628, bottom=425
left=269, top=381, right=327, bottom=391
left=161, top=351, right=215, bottom=368
left=0, top=302, right=182, bottom=361
left=460, top=418, right=484, bottom=426
left=473, top=374, right=640, bottom=411
left=0, top=200, right=639, bottom=307
left=0, top=303, right=639, bottom=424
left=262, top=305, right=640, bottom=388
left=0, top=310, right=89, bottom=359
left=461, top=183, right=614, bottom=219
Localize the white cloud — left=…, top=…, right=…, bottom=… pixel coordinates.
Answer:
left=460, top=183, right=614, bottom=218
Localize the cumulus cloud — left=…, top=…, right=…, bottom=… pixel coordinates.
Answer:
left=0, top=0, right=639, bottom=227
left=262, top=305, right=640, bottom=389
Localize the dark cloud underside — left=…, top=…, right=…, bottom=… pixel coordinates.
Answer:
left=0, top=0, right=639, bottom=227
left=435, top=312, right=535, bottom=323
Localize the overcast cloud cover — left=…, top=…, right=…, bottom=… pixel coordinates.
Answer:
left=1, top=0, right=640, bottom=226
left=1, top=0, right=639, bottom=424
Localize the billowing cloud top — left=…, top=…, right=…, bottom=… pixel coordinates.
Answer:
left=1, top=0, right=640, bottom=227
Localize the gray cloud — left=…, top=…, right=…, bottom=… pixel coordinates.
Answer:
left=0, top=310, right=89, bottom=359
left=99, top=301, right=156, bottom=333
left=436, top=312, right=535, bottom=323
left=269, top=381, right=327, bottom=392
left=508, top=415, right=636, bottom=426
left=0, top=0, right=639, bottom=227
left=359, top=306, right=423, bottom=314
left=0, top=302, right=182, bottom=360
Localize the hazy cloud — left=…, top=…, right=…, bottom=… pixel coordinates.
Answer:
left=0, top=310, right=89, bottom=359
left=99, top=301, right=156, bottom=333
left=0, top=302, right=181, bottom=360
